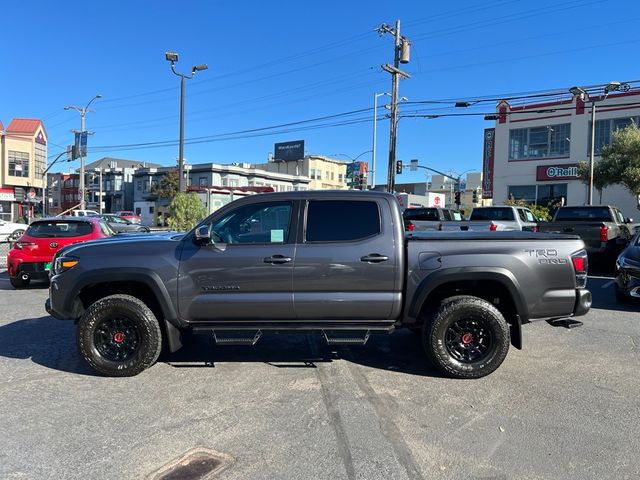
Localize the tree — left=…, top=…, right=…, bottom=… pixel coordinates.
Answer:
left=150, top=169, right=179, bottom=200
left=579, top=123, right=640, bottom=207
left=167, top=193, right=207, bottom=232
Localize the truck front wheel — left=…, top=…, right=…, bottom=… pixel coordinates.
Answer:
left=423, top=295, right=510, bottom=379
left=77, top=294, right=162, bottom=377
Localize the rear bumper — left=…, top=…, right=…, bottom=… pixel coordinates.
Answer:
left=10, top=261, right=51, bottom=281
left=573, top=289, right=592, bottom=317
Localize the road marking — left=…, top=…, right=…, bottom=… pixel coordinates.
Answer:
left=602, top=280, right=614, bottom=289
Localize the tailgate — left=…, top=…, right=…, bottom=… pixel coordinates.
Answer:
left=539, top=222, right=604, bottom=250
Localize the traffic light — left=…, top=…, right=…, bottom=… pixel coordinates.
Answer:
left=396, top=160, right=403, bottom=174
left=472, top=190, right=478, bottom=203
left=455, top=191, right=461, bottom=205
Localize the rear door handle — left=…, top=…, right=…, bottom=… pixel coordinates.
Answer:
left=360, top=254, right=389, bottom=263
left=264, top=255, right=292, bottom=264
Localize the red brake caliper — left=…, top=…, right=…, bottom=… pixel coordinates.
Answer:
left=461, top=333, right=473, bottom=345
left=113, top=331, right=125, bottom=344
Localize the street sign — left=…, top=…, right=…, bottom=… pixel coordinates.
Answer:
left=410, top=159, right=418, bottom=171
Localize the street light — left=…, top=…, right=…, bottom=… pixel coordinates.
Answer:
left=569, top=81, right=629, bottom=205
left=165, top=51, right=208, bottom=193
left=64, top=94, right=102, bottom=210
left=372, top=92, right=391, bottom=188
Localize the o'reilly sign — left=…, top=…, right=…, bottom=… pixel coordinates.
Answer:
left=274, top=140, right=304, bottom=162
left=536, top=164, right=579, bottom=181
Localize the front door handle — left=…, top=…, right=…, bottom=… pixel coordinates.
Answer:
left=264, top=255, right=292, bottom=264
left=360, top=254, right=389, bottom=263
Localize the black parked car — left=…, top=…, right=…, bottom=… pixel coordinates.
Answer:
left=90, top=214, right=150, bottom=233
left=615, top=231, right=640, bottom=301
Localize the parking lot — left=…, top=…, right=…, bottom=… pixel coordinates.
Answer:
left=0, top=271, right=638, bottom=480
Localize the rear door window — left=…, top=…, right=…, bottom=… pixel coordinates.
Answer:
left=306, top=200, right=380, bottom=242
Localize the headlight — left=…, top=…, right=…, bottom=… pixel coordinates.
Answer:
left=53, top=256, right=79, bottom=275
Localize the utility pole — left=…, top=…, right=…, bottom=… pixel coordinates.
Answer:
left=65, top=95, right=102, bottom=210
left=377, top=20, right=410, bottom=192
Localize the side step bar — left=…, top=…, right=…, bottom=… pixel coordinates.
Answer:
left=212, top=330, right=262, bottom=346
left=322, top=330, right=371, bottom=346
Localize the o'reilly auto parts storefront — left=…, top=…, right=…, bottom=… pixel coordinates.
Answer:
left=484, top=90, right=640, bottom=218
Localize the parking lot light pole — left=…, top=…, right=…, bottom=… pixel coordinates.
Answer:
left=165, top=52, right=208, bottom=193
left=65, top=94, right=102, bottom=210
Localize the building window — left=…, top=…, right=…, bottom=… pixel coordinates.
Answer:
left=330, top=171, right=335, bottom=181
left=137, top=181, right=142, bottom=191
left=199, top=177, right=207, bottom=186
left=509, top=124, right=570, bottom=160
left=229, top=179, right=239, bottom=187
left=593, top=116, right=639, bottom=154
left=310, top=169, right=322, bottom=180
left=507, top=184, right=567, bottom=206
left=8, top=151, right=29, bottom=177
left=35, top=142, right=46, bottom=177
left=338, top=173, right=344, bottom=183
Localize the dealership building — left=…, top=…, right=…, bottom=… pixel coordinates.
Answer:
left=483, top=87, right=640, bottom=218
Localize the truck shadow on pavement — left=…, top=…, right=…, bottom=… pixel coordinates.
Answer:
left=0, top=315, right=443, bottom=378
left=166, top=329, right=445, bottom=378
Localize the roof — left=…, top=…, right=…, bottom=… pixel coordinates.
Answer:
left=0, top=120, right=4, bottom=132
left=6, top=118, right=44, bottom=134
left=85, top=157, right=162, bottom=170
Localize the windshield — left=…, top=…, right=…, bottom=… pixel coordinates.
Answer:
left=470, top=208, right=515, bottom=221
left=26, top=221, right=93, bottom=238
left=403, top=208, right=439, bottom=221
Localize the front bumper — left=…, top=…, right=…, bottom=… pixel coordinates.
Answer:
left=573, top=289, right=592, bottom=317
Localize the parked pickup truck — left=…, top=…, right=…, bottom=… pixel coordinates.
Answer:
left=538, top=205, right=634, bottom=258
left=440, top=205, right=539, bottom=232
left=403, top=207, right=463, bottom=231
left=46, top=191, right=591, bottom=379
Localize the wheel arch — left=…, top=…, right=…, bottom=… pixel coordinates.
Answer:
left=68, top=269, right=183, bottom=352
left=409, top=268, right=527, bottom=349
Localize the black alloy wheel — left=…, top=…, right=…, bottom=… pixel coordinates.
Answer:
left=94, top=316, right=140, bottom=362
left=444, top=316, right=494, bottom=363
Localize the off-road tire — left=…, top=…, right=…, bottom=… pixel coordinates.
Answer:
left=77, top=294, right=162, bottom=377
left=422, top=295, right=510, bottom=379
left=10, top=276, right=29, bottom=289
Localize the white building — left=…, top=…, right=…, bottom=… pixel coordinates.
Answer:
left=484, top=87, right=640, bottom=218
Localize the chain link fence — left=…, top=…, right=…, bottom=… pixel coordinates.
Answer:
left=0, top=241, right=9, bottom=269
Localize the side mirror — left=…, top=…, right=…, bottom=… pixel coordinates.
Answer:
left=625, top=217, right=633, bottom=224
left=194, top=225, right=212, bottom=244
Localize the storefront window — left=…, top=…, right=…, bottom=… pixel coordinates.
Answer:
left=592, top=116, right=639, bottom=154
left=507, top=184, right=567, bottom=206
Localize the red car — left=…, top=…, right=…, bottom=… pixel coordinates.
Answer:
left=115, top=210, right=142, bottom=225
left=7, top=217, right=115, bottom=289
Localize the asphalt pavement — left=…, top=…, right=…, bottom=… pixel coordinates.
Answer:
left=0, top=271, right=638, bottom=479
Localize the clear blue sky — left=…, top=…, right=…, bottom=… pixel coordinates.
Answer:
left=3, top=0, right=640, bottom=186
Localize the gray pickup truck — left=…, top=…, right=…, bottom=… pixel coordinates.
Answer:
left=46, top=191, right=591, bottom=379
left=538, top=205, right=634, bottom=259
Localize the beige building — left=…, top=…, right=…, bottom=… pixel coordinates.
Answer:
left=255, top=155, right=348, bottom=190
left=0, top=118, right=47, bottom=220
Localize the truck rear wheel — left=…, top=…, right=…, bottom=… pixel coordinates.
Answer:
left=77, top=294, right=162, bottom=377
left=423, top=295, right=510, bottom=379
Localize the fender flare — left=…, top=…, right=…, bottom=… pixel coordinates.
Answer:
left=66, top=268, right=180, bottom=326
left=409, top=267, right=528, bottom=349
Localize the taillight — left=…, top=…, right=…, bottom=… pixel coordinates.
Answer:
left=489, top=223, right=498, bottom=231
left=571, top=249, right=588, bottom=288
left=599, top=225, right=608, bottom=242
left=532, top=225, right=539, bottom=232
left=14, top=241, right=36, bottom=250
left=406, top=222, right=415, bottom=231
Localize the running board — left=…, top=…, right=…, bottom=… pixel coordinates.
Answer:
left=212, top=330, right=262, bottom=346
left=322, top=330, right=371, bottom=346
